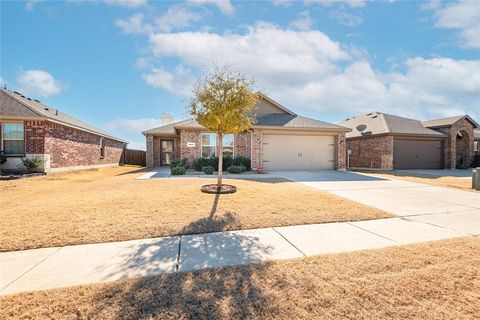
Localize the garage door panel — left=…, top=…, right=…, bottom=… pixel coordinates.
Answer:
left=393, top=139, right=442, bottom=170
left=263, top=134, right=335, bottom=170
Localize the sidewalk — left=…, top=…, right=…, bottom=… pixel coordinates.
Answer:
left=1, top=213, right=475, bottom=296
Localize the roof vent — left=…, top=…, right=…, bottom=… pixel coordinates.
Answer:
left=34, top=99, right=40, bottom=103
left=366, top=112, right=372, bottom=116
left=55, top=109, right=58, bottom=116
left=371, top=115, right=378, bottom=118
left=44, top=107, right=49, bottom=111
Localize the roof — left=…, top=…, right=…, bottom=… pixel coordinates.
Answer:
left=255, top=114, right=349, bottom=131
left=339, top=112, right=448, bottom=139
left=0, top=89, right=127, bottom=143
left=422, top=115, right=479, bottom=129
left=141, top=119, right=197, bottom=135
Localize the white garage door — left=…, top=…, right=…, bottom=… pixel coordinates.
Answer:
left=263, top=134, right=336, bottom=170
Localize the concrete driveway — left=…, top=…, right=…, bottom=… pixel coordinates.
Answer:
left=275, top=170, right=479, bottom=235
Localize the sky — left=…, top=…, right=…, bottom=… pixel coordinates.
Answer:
left=1, top=0, right=479, bottom=150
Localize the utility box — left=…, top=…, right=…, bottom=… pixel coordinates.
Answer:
left=473, top=168, right=480, bottom=190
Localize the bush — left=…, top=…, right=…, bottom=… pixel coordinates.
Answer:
left=233, top=156, right=251, bottom=171
left=0, top=151, right=6, bottom=165
left=202, top=165, right=214, bottom=174
left=239, top=164, right=247, bottom=172
left=227, top=165, right=243, bottom=174
left=22, top=156, right=43, bottom=173
left=193, top=156, right=251, bottom=172
left=171, top=158, right=188, bottom=169
left=472, top=154, right=480, bottom=168
left=171, top=166, right=186, bottom=175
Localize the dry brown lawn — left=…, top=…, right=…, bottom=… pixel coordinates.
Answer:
left=0, top=166, right=391, bottom=252
left=1, top=237, right=478, bottom=319
left=361, top=170, right=477, bottom=192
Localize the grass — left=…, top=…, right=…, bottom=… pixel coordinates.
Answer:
left=358, top=170, right=477, bottom=192
left=1, top=237, right=478, bottom=319
left=0, top=166, right=391, bottom=252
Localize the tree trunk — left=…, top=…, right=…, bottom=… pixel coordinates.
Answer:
left=217, top=133, right=223, bottom=190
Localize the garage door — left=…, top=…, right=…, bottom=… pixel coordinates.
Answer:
left=393, top=139, right=443, bottom=169
left=263, top=134, right=335, bottom=170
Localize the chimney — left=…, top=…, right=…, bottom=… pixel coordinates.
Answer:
left=161, top=113, right=174, bottom=125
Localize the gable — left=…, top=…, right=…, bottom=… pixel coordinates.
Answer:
left=0, top=90, right=43, bottom=119
left=255, top=96, right=293, bottom=116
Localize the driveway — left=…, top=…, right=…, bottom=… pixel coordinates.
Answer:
left=275, top=170, right=479, bottom=235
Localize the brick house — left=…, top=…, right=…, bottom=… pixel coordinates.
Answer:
left=339, top=112, right=479, bottom=170
left=143, top=94, right=351, bottom=171
left=0, top=88, right=127, bottom=173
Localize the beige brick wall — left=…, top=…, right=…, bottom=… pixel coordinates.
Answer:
left=347, top=135, right=393, bottom=170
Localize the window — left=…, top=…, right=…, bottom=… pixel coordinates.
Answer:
left=100, top=138, right=105, bottom=158
left=201, top=133, right=234, bottom=158
left=2, top=123, right=24, bottom=155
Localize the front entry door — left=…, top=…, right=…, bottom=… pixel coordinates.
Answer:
left=161, top=140, right=174, bottom=166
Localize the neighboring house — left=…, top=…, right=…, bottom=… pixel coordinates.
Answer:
left=0, top=88, right=127, bottom=173
left=475, top=129, right=480, bottom=155
left=339, top=112, right=479, bottom=170
left=143, top=94, right=351, bottom=171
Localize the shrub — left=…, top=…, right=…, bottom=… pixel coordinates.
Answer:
left=227, top=165, right=243, bottom=174
left=171, top=166, right=186, bottom=175
left=202, top=165, right=214, bottom=174
left=193, top=157, right=212, bottom=171
left=0, top=151, right=6, bottom=165
left=171, top=158, right=189, bottom=169
left=22, top=156, right=43, bottom=173
left=239, top=164, right=247, bottom=172
left=233, top=156, right=251, bottom=171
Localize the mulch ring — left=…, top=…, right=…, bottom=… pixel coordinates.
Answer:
left=201, top=184, right=237, bottom=194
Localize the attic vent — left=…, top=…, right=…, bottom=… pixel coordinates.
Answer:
left=44, top=107, right=49, bottom=111
left=34, top=99, right=40, bottom=103
left=371, top=115, right=378, bottom=118
left=344, top=118, right=350, bottom=121
left=366, top=112, right=372, bottom=116
left=356, top=124, right=367, bottom=132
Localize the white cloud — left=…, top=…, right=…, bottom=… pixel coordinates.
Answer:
left=289, top=11, right=313, bottom=30
left=427, top=0, right=480, bottom=48
left=272, top=0, right=292, bottom=7
left=17, top=70, right=63, bottom=98
left=187, top=0, right=234, bottom=15
left=305, top=0, right=366, bottom=8
left=101, top=0, right=147, bottom=8
left=142, top=23, right=479, bottom=121
left=329, top=8, right=363, bottom=26
left=115, top=6, right=201, bottom=34
left=104, top=117, right=163, bottom=136
left=142, top=65, right=195, bottom=95
left=25, top=0, right=40, bottom=11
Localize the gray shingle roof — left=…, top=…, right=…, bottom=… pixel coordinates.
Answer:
left=143, top=114, right=349, bottom=135
left=422, top=115, right=479, bottom=128
left=0, top=89, right=127, bottom=143
left=339, top=112, right=447, bottom=138
left=255, top=114, right=350, bottom=131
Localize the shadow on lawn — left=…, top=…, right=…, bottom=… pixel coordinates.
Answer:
left=90, top=193, right=277, bottom=319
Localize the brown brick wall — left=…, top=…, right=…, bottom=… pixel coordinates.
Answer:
left=146, top=134, right=154, bottom=168
left=25, top=121, right=46, bottom=154
left=347, top=135, right=393, bottom=169
left=44, top=122, right=125, bottom=168
left=234, top=132, right=251, bottom=158
left=180, top=130, right=202, bottom=165
left=442, top=118, right=476, bottom=169
left=251, top=129, right=263, bottom=169
left=336, top=133, right=347, bottom=170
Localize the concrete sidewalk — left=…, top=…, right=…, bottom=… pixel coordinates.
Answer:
left=1, top=213, right=475, bottom=296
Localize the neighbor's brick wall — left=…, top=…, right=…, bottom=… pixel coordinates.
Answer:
left=441, top=118, right=476, bottom=169
left=336, top=133, right=346, bottom=170
left=180, top=130, right=202, bottom=165
left=347, top=135, right=393, bottom=169
left=25, top=121, right=46, bottom=154
left=44, top=122, right=125, bottom=169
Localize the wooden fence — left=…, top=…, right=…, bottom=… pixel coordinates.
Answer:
left=123, top=149, right=146, bottom=167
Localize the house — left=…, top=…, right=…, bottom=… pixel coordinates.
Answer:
left=143, top=94, right=351, bottom=171
left=0, top=88, right=127, bottom=173
left=474, top=129, right=480, bottom=155
left=339, top=112, right=479, bottom=170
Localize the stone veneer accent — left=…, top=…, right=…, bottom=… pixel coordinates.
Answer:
left=347, top=135, right=394, bottom=170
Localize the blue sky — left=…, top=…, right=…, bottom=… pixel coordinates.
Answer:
left=1, top=0, right=479, bottom=150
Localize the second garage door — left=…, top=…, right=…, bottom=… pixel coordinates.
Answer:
left=263, top=133, right=335, bottom=170
left=393, top=139, right=443, bottom=169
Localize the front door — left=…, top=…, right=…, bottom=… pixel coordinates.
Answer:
left=161, top=140, right=174, bottom=166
